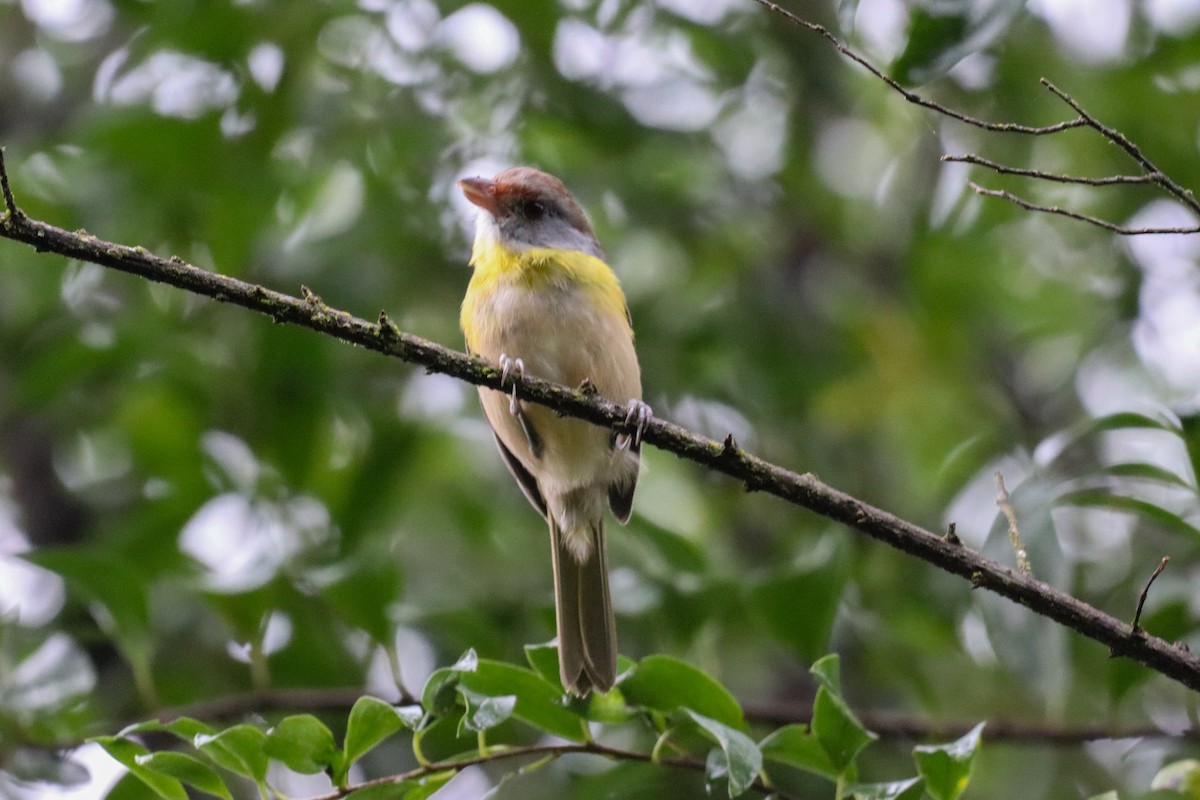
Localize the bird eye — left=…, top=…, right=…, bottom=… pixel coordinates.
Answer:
left=525, top=200, right=547, bottom=219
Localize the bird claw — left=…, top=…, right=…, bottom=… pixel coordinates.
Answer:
left=498, top=353, right=525, bottom=416
left=616, top=399, right=653, bottom=451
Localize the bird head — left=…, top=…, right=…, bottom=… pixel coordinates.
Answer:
left=459, top=167, right=602, bottom=258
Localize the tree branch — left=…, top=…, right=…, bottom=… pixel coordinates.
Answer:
left=966, top=183, right=1200, bottom=235
left=941, top=154, right=1159, bottom=187
left=995, top=473, right=1032, bottom=575
left=751, top=3, right=1200, bottom=234
left=743, top=701, right=1200, bottom=744
left=1131, top=557, right=1171, bottom=635
left=1039, top=79, right=1200, bottom=216
left=311, top=740, right=786, bottom=800
left=748, top=0, right=1086, bottom=135
left=2, top=151, right=1199, bottom=694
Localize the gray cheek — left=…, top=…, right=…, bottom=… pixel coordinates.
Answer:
left=502, top=217, right=603, bottom=258
left=546, top=223, right=603, bottom=258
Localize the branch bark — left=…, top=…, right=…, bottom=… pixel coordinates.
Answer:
left=311, top=740, right=785, bottom=800
left=2, top=150, right=1199, bottom=694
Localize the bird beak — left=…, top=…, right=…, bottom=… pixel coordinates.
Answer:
left=458, top=177, right=500, bottom=215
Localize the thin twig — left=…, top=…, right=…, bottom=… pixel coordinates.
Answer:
left=1132, top=557, right=1170, bottom=634
left=749, top=0, right=1086, bottom=135
left=943, top=154, right=1159, bottom=186
left=995, top=473, right=1033, bottom=576
left=0, top=148, right=20, bottom=218
left=748, top=3, right=1200, bottom=234
left=1041, top=80, right=1200, bottom=216
left=311, top=740, right=786, bottom=800
left=955, top=81, right=1200, bottom=234
left=2, top=157, right=1200, bottom=693
left=742, top=701, right=1200, bottom=743
left=968, top=184, right=1200, bottom=235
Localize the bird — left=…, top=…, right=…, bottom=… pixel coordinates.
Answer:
left=458, top=166, right=651, bottom=695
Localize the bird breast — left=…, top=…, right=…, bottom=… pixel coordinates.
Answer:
left=463, top=267, right=641, bottom=493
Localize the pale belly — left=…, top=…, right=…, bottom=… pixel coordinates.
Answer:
left=467, top=281, right=642, bottom=492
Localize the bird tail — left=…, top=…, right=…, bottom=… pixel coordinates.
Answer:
left=549, top=515, right=616, bottom=695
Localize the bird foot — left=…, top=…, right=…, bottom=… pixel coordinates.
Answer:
left=498, top=353, right=526, bottom=416
left=616, top=399, right=653, bottom=451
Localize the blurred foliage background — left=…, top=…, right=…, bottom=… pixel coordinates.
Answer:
left=2, top=0, right=1200, bottom=797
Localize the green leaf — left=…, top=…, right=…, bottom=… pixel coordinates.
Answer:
left=524, top=642, right=636, bottom=722
left=892, top=7, right=968, bottom=85
left=523, top=641, right=564, bottom=688
left=25, top=550, right=154, bottom=685
left=4, top=748, right=90, bottom=786
left=1049, top=412, right=1184, bottom=473
left=2, top=632, right=94, bottom=718
left=847, top=777, right=925, bottom=800
left=265, top=714, right=339, bottom=775
left=92, top=737, right=187, bottom=800
left=639, top=518, right=709, bottom=574
left=202, top=588, right=278, bottom=645
left=195, top=724, right=269, bottom=784
left=810, top=654, right=843, bottom=695
left=453, top=649, right=479, bottom=671
left=620, top=655, right=746, bottom=731
left=913, top=722, right=984, bottom=800
left=410, top=714, right=476, bottom=764
left=104, top=773, right=174, bottom=800
left=686, top=711, right=763, bottom=798
left=811, top=685, right=875, bottom=773
left=346, top=771, right=454, bottom=800
left=460, top=659, right=588, bottom=742
left=891, top=0, right=1025, bottom=84
left=120, top=717, right=217, bottom=742
left=1152, top=758, right=1200, bottom=799
left=395, top=771, right=457, bottom=800
left=759, top=724, right=839, bottom=781
left=1055, top=490, right=1200, bottom=542
left=318, top=550, right=403, bottom=644
left=134, top=752, right=233, bottom=800
left=345, top=784, right=419, bottom=800
left=1084, top=411, right=1181, bottom=434
left=90, top=737, right=148, bottom=769
left=343, top=696, right=411, bottom=778
left=582, top=674, right=639, bottom=725
left=25, top=550, right=151, bottom=639
left=752, top=543, right=847, bottom=663
left=836, top=0, right=861, bottom=34
left=422, top=667, right=464, bottom=717
left=397, top=705, right=425, bottom=729
left=421, top=649, right=478, bottom=715
left=457, top=687, right=517, bottom=733
left=1101, top=462, right=1194, bottom=489
left=415, top=650, right=591, bottom=748
left=1181, top=414, right=1200, bottom=486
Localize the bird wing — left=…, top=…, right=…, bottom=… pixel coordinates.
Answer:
left=607, top=446, right=639, bottom=524
left=608, top=300, right=640, bottom=524
left=492, top=430, right=547, bottom=518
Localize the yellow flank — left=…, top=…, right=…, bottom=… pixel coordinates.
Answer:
left=460, top=241, right=630, bottom=345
